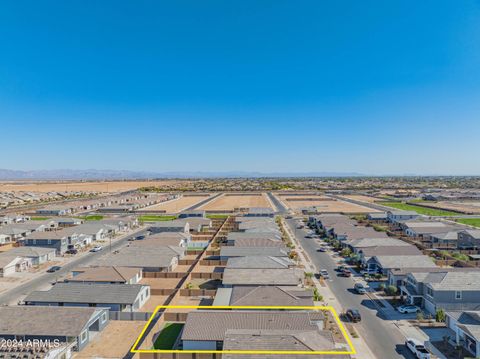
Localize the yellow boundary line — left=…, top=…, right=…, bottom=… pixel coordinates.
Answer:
left=131, top=305, right=356, bottom=355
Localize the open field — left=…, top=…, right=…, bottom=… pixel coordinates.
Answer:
left=379, top=201, right=461, bottom=216
left=145, top=195, right=211, bottom=213
left=279, top=195, right=378, bottom=213
left=342, top=194, right=380, bottom=203
left=199, top=193, right=272, bottom=211
left=0, top=180, right=188, bottom=193
left=413, top=201, right=480, bottom=214
left=455, top=218, right=480, bottom=228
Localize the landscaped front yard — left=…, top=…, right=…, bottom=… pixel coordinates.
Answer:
left=139, top=215, right=177, bottom=222
left=153, top=323, right=184, bottom=349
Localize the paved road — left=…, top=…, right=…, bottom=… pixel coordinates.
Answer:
left=186, top=192, right=223, bottom=211
left=267, top=192, right=288, bottom=214
left=286, top=218, right=415, bottom=359
left=0, top=227, right=148, bottom=305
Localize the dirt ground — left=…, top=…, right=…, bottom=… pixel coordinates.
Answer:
left=140, top=277, right=183, bottom=289
left=74, top=321, right=146, bottom=359
left=0, top=180, right=188, bottom=193
left=281, top=196, right=379, bottom=213
left=341, top=194, right=380, bottom=203
left=416, top=201, right=480, bottom=214
left=144, top=195, right=210, bottom=213
left=199, top=193, right=272, bottom=210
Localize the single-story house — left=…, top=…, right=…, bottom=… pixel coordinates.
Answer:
left=358, top=245, right=422, bottom=266
left=226, top=231, right=282, bottom=243
left=244, top=207, right=275, bottom=217
left=178, top=210, right=206, bottom=218
left=135, top=232, right=191, bottom=247
left=366, top=254, right=436, bottom=274
left=222, top=268, right=303, bottom=287
left=0, top=255, right=29, bottom=277
left=213, top=286, right=314, bottom=306
left=68, top=266, right=143, bottom=284
left=229, top=238, right=285, bottom=247
left=53, top=217, right=84, bottom=227
left=149, top=220, right=189, bottom=234
left=226, top=256, right=295, bottom=269
left=0, top=306, right=109, bottom=353
left=367, top=212, right=388, bottom=221
left=220, top=246, right=289, bottom=259
left=7, top=246, right=56, bottom=265
left=24, top=283, right=150, bottom=312
left=387, top=210, right=419, bottom=224
left=36, top=206, right=72, bottom=216
left=181, top=311, right=335, bottom=353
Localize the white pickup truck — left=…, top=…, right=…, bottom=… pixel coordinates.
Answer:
left=405, top=338, right=431, bottom=359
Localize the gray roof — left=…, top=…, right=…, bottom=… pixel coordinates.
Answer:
left=446, top=311, right=480, bottom=341
left=227, top=256, right=294, bottom=269
left=347, top=237, right=409, bottom=248
left=231, top=238, right=284, bottom=247
left=24, top=283, right=147, bottom=305
left=227, top=232, right=282, bottom=241
left=427, top=271, right=480, bottom=291
left=222, top=268, right=303, bottom=286
left=371, top=255, right=436, bottom=269
left=220, top=247, right=289, bottom=258
left=360, top=245, right=422, bottom=258
left=181, top=310, right=326, bottom=341
left=226, top=286, right=314, bottom=306
left=388, top=210, right=419, bottom=216
left=7, top=246, right=56, bottom=257
left=0, top=306, right=105, bottom=337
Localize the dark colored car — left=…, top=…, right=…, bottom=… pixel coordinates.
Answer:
left=135, top=235, right=146, bottom=240
left=47, top=266, right=62, bottom=273
left=65, top=249, right=78, bottom=255
left=346, top=309, right=362, bottom=323
left=341, top=269, right=352, bottom=277
left=317, top=247, right=327, bottom=252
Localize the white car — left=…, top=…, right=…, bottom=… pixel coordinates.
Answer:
left=405, top=338, right=431, bottom=359
left=90, top=245, right=103, bottom=252
left=397, top=305, right=420, bottom=314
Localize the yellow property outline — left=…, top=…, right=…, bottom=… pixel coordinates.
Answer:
left=131, top=305, right=356, bottom=355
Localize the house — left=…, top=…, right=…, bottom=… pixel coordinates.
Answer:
left=220, top=246, right=289, bottom=259
left=357, top=245, right=422, bottom=266
left=458, top=230, right=480, bottom=249
left=36, top=205, right=72, bottom=216
left=22, top=229, right=93, bottom=254
left=136, top=232, right=191, bottom=247
left=7, top=246, right=56, bottom=265
left=24, top=283, right=150, bottom=312
left=402, top=221, right=461, bottom=238
left=53, top=217, right=84, bottom=227
left=213, top=286, right=314, bottom=306
left=388, top=267, right=477, bottom=288
left=181, top=311, right=337, bottom=353
left=149, top=220, right=189, bottom=234
left=366, top=254, right=436, bottom=274
left=226, top=232, right=282, bottom=243
left=387, top=210, right=419, bottom=224
left=244, top=207, right=275, bottom=217
left=178, top=217, right=213, bottom=232
left=345, top=237, right=411, bottom=253
left=0, top=306, right=109, bottom=354
left=367, top=212, right=388, bottom=221
left=446, top=310, right=480, bottom=358
left=226, top=256, right=295, bottom=269
left=229, top=238, right=285, bottom=247
left=92, top=245, right=185, bottom=272
left=330, top=224, right=387, bottom=242
left=427, top=231, right=461, bottom=249
left=400, top=270, right=480, bottom=314
left=178, top=210, right=206, bottom=218
left=222, top=268, right=303, bottom=287
left=0, top=255, right=28, bottom=277
left=68, top=266, right=143, bottom=284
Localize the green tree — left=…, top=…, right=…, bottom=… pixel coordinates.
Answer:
left=435, top=308, right=446, bottom=323
left=385, top=285, right=398, bottom=296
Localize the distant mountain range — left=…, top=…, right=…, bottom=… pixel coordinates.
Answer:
left=0, top=168, right=365, bottom=180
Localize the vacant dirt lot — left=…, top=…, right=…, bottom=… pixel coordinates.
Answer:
left=281, top=196, right=378, bottom=213
left=145, top=195, right=210, bottom=213
left=199, top=193, right=272, bottom=211
left=0, top=180, right=190, bottom=193
left=415, top=201, right=480, bottom=214
left=75, top=320, right=146, bottom=359
left=342, top=194, right=379, bottom=203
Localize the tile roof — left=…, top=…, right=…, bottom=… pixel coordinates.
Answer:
left=222, top=268, right=303, bottom=286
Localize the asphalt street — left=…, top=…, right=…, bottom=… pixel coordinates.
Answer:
left=0, top=227, right=148, bottom=305
left=286, top=218, right=416, bottom=359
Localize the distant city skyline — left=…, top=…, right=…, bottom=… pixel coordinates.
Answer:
left=1, top=1, right=480, bottom=175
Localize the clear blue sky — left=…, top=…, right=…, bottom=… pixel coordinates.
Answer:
left=1, top=1, right=480, bottom=175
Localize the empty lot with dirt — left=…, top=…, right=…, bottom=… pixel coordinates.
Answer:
left=199, top=193, right=272, bottom=211
left=279, top=195, right=378, bottom=213
left=145, top=195, right=211, bottom=213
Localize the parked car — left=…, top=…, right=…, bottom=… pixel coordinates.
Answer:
left=135, top=235, right=146, bottom=240
left=405, top=338, right=431, bottom=359
left=319, top=269, right=329, bottom=279
left=47, top=266, right=61, bottom=273
left=127, top=237, right=136, bottom=241
left=90, top=245, right=103, bottom=252
left=305, top=235, right=313, bottom=239
left=337, top=265, right=346, bottom=272
left=346, top=309, right=361, bottom=323
left=397, top=305, right=420, bottom=314
left=341, top=269, right=352, bottom=277
left=317, top=247, right=327, bottom=252
left=65, top=249, right=78, bottom=255
left=354, top=283, right=367, bottom=294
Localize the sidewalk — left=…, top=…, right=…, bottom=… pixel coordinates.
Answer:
left=281, top=217, right=377, bottom=359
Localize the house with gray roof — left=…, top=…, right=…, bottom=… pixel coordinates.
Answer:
left=358, top=245, right=422, bottom=266
left=457, top=230, right=480, bottom=249
left=366, top=254, right=436, bottom=274
left=220, top=246, right=289, bottom=259
left=245, top=207, right=275, bottom=217
left=222, top=268, right=303, bottom=287
left=181, top=310, right=342, bottom=353
left=226, top=232, right=282, bottom=243
left=446, top=310, right=480, bottom=358
left=149, top=220, right=189, bottom=234
left=68, top=266, right=142, bottom=284
left=213, top=286, right=314, bottom=306
left=24, top=282, right=150, bottom=312
left=226, top=256, right=294, bottom=269
left=400, top=270, right=480, bottom=314
left=6, top=246, right=56, bottom=265
left=387, top=210, right=419, bottom=224
left=0, top=306, right=109, bottom=353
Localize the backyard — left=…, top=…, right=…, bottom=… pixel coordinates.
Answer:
left=138, top=215, right=177, bottom=222
left=379, top=202, right=460, bottom=216
left=455, top=218, right=480, bottom=228
left=153, top=323, right=184, bottom=349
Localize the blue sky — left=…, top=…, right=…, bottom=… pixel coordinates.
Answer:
left=1, top=1, right=480, bottom=175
